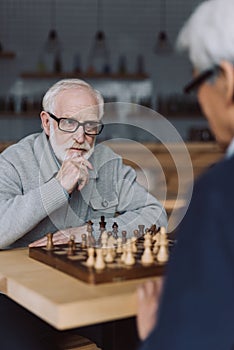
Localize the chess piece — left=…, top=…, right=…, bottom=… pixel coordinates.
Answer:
left=99, top=216, right=106, bottom=232
left=87, top=220, right=96, bottom=247
left=116, top=237, right=122, bottom=253
left=67, top=239, right=75, bottom=256
left=121, top=244, right=127, bottom=263
left=86, top=247, right=95, bottom=267
left=121, top=230, right=127, bottom=244
left=101, top=231, right=108, bottom=256
left=105, top=247, right=114, bottom=263
left=94, top=248, right=105, bottom=270
left=138, top=225, right=145, bottom=237
left=141, top=237, right=154, bottom=265
left=70, top=234, right=76, bottom=250
left=131, top=236, right=137, bottom=253
left=107, top=235, right=116, bottom=248
left=101, top=230, right=108, bottom=247
left=157, top=227, right=169, bottom=263
left=133, top=229, right=139, bottom=238
left=46, top=232, right=54, bottom=250
left=124, top=240, right=135, bottom=266
left=149, top=224, right=157, bottom=235
left=87, top=220, right=93, bottom=235
left=144, top=229, right=152, bottom=242
left=112, top=222, right=118, bottom=239
left=81, top=234, right=87, bottom=248
left=97, top=216, right=106, bottom=244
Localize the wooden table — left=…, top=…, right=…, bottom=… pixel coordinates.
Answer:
left=0, top=248, right=161, bottom=330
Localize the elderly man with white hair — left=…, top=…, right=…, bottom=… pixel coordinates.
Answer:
left=137, top=0, right=234, bottom=349
left=0, top=78, right=166, bottom=249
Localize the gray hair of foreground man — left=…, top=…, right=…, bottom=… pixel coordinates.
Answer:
left=42, top=79, right=104, bottom=119
left=176, top=0, right=234, bottom=71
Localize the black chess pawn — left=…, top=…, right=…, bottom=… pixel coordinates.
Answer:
left=97, top=216, right=107, bottom=245
left=133, top=229, right=140, bottom=238
left=149, top=224, right=157, bottom=235
left=112, top=222, right=118, bottom=239
left=121, top=230, right=127, bottom=244
left=67, top=238, right=75, bottom=256
left=138, top=225, right=145, bottom=237
left=86, top=220, right=96, bottom=247
left=99, top=216, right=106, bottom=232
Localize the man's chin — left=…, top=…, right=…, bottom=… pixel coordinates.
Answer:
left=65, top=148, right=94, bottom=160
left=68, top=149, right=85, bottom=157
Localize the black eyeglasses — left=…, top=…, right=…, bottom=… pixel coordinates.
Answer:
left=47, top=112, right=104, bottom=135
left=184, top=65, right=221, bottom=94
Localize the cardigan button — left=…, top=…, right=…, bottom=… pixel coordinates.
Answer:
left=102, top=199, right=109, bottom=207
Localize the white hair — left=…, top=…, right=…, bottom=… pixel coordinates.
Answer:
left=42, top=79, right=104, bottom=119
left=176, top=0, right=234, bottom=71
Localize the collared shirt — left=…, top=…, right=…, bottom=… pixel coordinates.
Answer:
left=226, top=138, right=234, bottom=159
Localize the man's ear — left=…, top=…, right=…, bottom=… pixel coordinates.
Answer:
left=40, top=111, right=50, bottom=136
left=219, top=60, right=234, bottom=104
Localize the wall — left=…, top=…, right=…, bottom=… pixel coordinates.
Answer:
left=0, top=0, right=208, bottom=141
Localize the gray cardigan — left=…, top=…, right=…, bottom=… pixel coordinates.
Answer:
left=0, top=132, right=167, bottom=248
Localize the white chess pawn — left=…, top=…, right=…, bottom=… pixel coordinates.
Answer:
left=141, top=238, right=154, bottom=265
left=81, top=233, right=87, bottom=248
left=144, top=230, right=152, bottom=242
left=100, top=231, right=108, bottom=257
left=121, top=244, right=127, bottom=263
left=157, top=227, right=169, bottom=263
left=107, top=235, right=116, bottom=248
left=94, top=248, right=105, bottom=270
left=116, top=237, right=122, bottom=253
left=101, top=231, right=108, bottom=247
left=131, top=237, right=137, bottom=253
left=46, top=232, right=54, bottom=250
left=86, top=247, right=95, bottom=267
left=105, top=247, right=114, bottom=263
left=124, top=240, right=135, bottom=266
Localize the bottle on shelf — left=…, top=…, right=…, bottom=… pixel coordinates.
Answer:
left=54, top=52, right=62, bottom=73
left=43, top=29, right=62, bottom=73
left=73, top=53, right=82, bottom=74
left=136, top=54, right=145, bottom=75
left=118, top=55, right=127, bottom=75
left=87, top=31, right=111, bottom=74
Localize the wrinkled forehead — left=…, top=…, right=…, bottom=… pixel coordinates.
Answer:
left=71, top=105, right=100, bottom=121
left=55, top=87, right=100, bottom=120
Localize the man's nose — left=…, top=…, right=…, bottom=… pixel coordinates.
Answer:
left=73, top=125, right=85, bottom=143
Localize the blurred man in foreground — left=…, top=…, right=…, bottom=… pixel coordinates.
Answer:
left=137, top=0, right=234, bottom=349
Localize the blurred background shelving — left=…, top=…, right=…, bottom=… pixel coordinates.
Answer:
left=0, top=0, right=211, bottom=142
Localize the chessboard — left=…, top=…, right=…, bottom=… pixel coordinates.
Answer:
left=29, top=220, right=173, bottom=284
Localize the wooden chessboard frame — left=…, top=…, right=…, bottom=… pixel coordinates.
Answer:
left=29, top=241, right=166, bottom=284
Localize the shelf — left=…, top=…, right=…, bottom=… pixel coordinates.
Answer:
left=20, top=71, right=149, bottom=80
left=0, top=111, right=39, bottom=117
left=0, top=51, right=16, bottom=59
